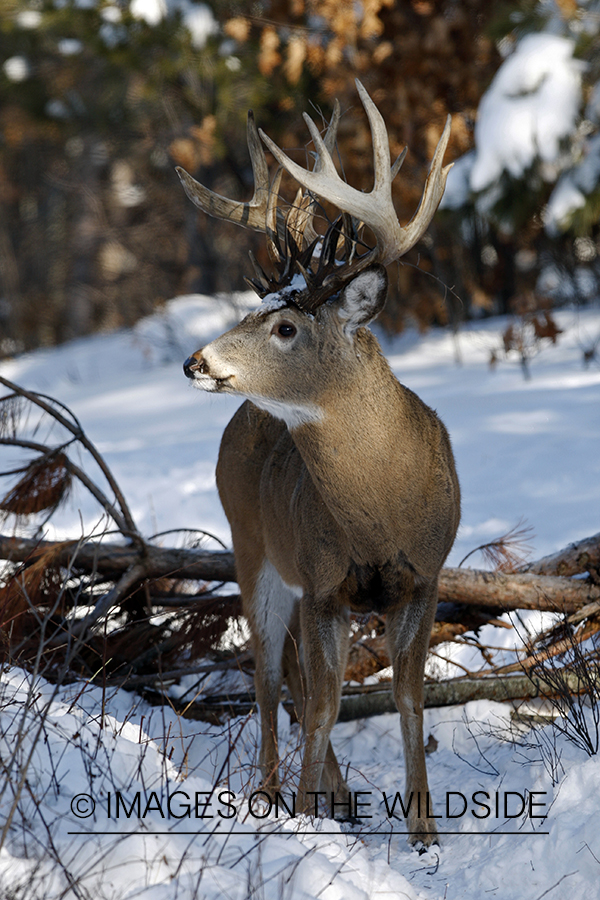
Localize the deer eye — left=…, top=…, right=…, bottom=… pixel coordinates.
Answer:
left=273, top=322, right=297, bottom=339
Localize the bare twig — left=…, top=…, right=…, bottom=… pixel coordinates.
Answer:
left=1, top=436, right=131, bottom=535
left=0, top=375, right=139, bottom=539
left=69, top=562, right=149, bottom=638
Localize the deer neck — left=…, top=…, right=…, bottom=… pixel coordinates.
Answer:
left=287, top=343, right=408, bottom=565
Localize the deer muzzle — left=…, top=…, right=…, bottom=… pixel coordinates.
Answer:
left=183, top=351, right=207, bottom=379
left=183, top=349, right=234, bottom=393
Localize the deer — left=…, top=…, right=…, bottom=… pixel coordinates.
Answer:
left=180, top=81, right=460, bottom=848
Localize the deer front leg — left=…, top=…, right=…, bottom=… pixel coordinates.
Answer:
left=248, top=560, right=298, bottom=795
left=282, top=630, right=348, bottom=801
left=297, top=597, right=350, bottom=815
left=253, top=640, right=283, bottom=794
left=386, top=583, right=439, bottom=848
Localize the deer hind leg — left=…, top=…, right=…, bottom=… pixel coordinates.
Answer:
left=281, top=619, right=349, bottom=805
left=247, top=559, right=299, bottom=795
left=386, top=580, right=439, bottom=848
left=296, top=595, right=350, bottom=815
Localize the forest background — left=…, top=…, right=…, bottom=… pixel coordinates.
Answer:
left=0, top=0, right=599, bottom=356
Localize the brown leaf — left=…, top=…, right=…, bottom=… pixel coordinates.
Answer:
left=284, top=36, right=307, bottom=85
left=424, top=734, right=438, bottom=754
left=459, top=521, right=534, bottom=573
left=533, top=312, right=563, bottom=344
left=223, top=17, right=250, bottom=42
left=1, top=451, right=71, bottom=517
left=259, top=27, right=282, bottom=77
left=0, top=543, right=70, bottom=647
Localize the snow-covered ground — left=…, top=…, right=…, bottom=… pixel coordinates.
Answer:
left=1, top=294, right=600, bottom=898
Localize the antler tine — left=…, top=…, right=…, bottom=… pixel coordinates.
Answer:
left=265, top=166, right=284, bottom=264
left=357, top=80, right=392, bottom=196
left=357, top=79, right=453, bottom=256
left=286, top=188, right=311, bottom=247
left=290, top=100, right=342, bottom=249
left=398, top=113, right=452, bottom=252
left=391, top=145, right=408, bottom=181
left=176, top=111, right=271, bottom=232
left=323, top=99, right=342, bottom=157
left=259, top=80, right=452, bottom=268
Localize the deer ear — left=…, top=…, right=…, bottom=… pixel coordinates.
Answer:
left=335, top=265, right=388, bottom=333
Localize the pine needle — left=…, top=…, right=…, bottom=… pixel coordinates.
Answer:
left=0, top=451, right=72, bottom=519
left=459, top=520, right=534, bottom=573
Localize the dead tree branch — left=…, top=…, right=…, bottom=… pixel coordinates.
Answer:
left=0, top=533, right=236, bottom=583
left=521, top=531, right=600, bottom=578
left=160, top=669, right=597, bottom=724
left=3, top=534, right=599, bottom=613
left=439, top=566, right=600, bottom=613
left=1, top=374, right=599, bottom=700
left=0, top=375, right=139, bottom=540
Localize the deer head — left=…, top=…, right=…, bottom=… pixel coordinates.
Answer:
left=182, top=81, right=451, bottom=423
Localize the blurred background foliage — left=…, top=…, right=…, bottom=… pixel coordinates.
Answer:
left=0, top=0, right=599, bottom=355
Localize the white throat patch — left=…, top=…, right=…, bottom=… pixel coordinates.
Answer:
left=246, top=394, right=324, bottom=430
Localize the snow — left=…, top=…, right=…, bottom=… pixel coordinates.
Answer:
left=181, top=2, right=218, bottom=50
left=11, top=0, right=218, bottom=49
left=470, top=34, right=583, bottom=192
left=129, top=0, right=167, bottom=26
left=101, top=5, right=122, bottom=23
left=442, top=33, right=585, bottom=210
left=129, top=0, right=217, bottom=47
left=15, top=9, right=42, bottom=28
left=545, top=133, right=600, bottom=235
left=544, top=174, right=588, bottom=233
left=3, top=294, right=599, bottom=565
left=2, top=56, right=30, bottom=82
left=437, top=152, right=475, bottom=211
left=441, top=22, right=600, bottom=239
left=2, top=293, right=600, bottom=897
left=260, top=282, right=303, bottom=312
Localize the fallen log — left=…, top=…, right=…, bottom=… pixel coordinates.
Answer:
left=3, top=378, right=598, bottom=693
left=3, top=531, right=599, bottom=709
left=521, top=530, right=600, bottom=578
left=150, top=669, right=591, bottom=724
left=0, top=533, right=237, bottom=583
left=2, top=533, right=600, bottom=615
left=438, top=567, right=600, bottom=613
left=339, top=672, right=574, bottom=721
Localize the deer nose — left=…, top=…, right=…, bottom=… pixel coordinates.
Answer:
left=183, top=355, right=202, bottom=379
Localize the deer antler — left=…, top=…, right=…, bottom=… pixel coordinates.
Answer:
left=176, top=112, right=270, bottom=233
left=176, top=103, right=342, bottom=267
left=176, top=84, right=452, bottom=306
left=259, top=80, right=452, bottom=272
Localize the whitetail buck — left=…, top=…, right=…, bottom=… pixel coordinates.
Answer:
left=180, top=82, right=460, bottom=847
